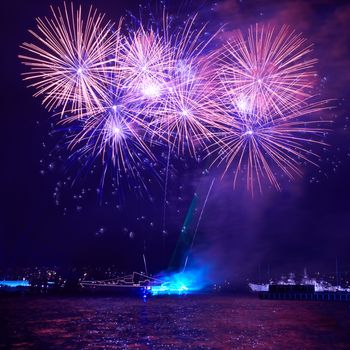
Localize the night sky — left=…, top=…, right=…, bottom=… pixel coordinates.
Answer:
left=1, top=0, right=350, bottom=283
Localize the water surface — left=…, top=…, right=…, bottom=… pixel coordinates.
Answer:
left=1, top=295, right=350, bottom=349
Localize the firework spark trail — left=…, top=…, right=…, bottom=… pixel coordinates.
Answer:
left=19, top=3, right=121, bottom=116
left=217, top=24, right=318, bottom=122
left=165, top=13, right=220, bottom=65
left=183, top=177, right=216, bottom=272
left=162, top=145, right=171, bottom=232
left=143, top=253, right=149, bottom=276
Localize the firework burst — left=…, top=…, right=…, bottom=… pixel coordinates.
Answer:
left=149, top=67, right=223, bottom=156
left=217, top=24, right=318, bottom=122
left=119, top=26, right=173, bottom=102
left=66, top=103, right=158, bottom=190
left=209, top=100, right=330, bottom=193
left=19, top=3, right=120, bottom=116
left=210, top=24, right=331, bottom=193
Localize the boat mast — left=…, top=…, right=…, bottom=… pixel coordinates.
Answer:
left=335, top=256, right=339, bottom=286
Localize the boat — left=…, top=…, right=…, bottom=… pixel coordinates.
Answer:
left=79, top=272, right=163, bottom=295
left=249, top=271, right=350, bottom=301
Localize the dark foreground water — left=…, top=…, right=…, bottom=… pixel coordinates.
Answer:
left=1, top=295, right=350, bottom=349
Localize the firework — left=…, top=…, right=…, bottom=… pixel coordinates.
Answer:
left=217, top=24, right=317, bottom=122
left=19, top=3, right=333, bottom=194
left=61, top=51, right=158, bottom=189
left=66, top=103, right=157, bottom=189
left=19, top=3, right=120, bottom=116
left=149, top=67, right=223, bottom=156
left=210, top=24, right=331, bottom=193
left=140, top=14, right=222, bottom=156
left=209, top=100, right=330, bottom=193
left=119, top=26, right=173, bottom=101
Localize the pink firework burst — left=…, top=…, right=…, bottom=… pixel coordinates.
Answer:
left=19, top=3, right=121, bottom=116
left=217, top=24, right=318, bottom=122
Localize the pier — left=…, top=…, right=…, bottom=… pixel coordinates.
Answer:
left=259, top=292, right=350, bottom=301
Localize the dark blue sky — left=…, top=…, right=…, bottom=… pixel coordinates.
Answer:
left=1, top=0, right=350, bottom=282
